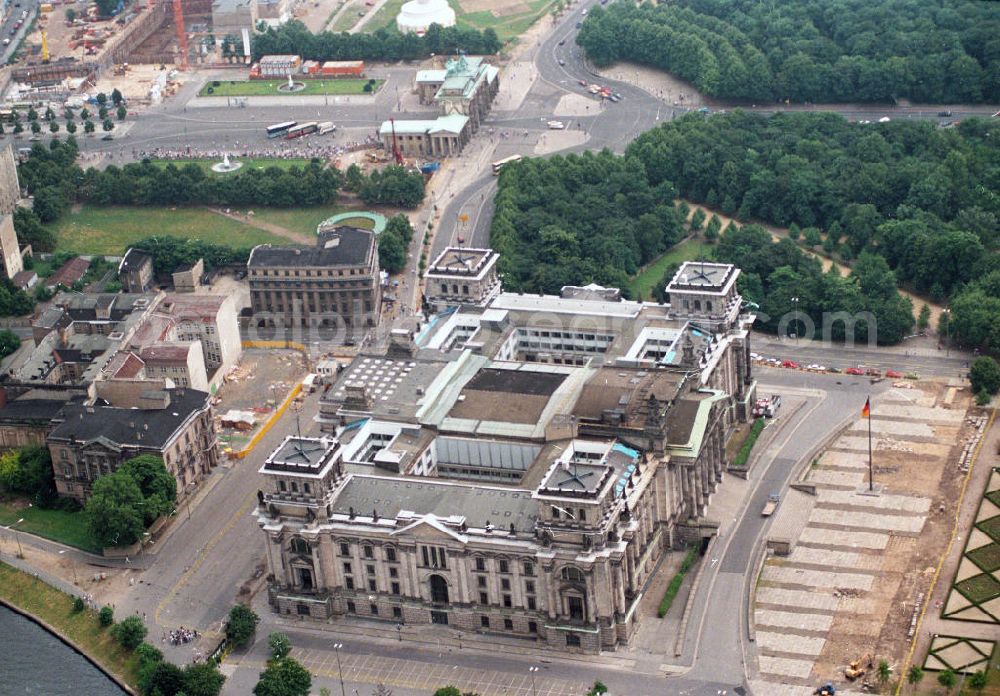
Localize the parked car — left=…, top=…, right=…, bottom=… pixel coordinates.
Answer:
left=938, top=110, right=953, bottom=117
left=845, top=366, right=865, bottom=376
left=827, top=366, right=842, bottom=374
left=577, top=79, right=587, bottom=86
left=781, top=360, right=800, bottom=369
left=558, top=39, right=565, bottom=45
left=558, top=59, right=565, bottom=66
left=885, top=369, right=904, bottom=378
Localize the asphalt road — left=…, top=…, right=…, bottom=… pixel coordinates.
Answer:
left=0, top=0, right=37, bottom=64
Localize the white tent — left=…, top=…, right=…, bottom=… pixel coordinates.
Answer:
left=396, top=0, right=456, bottom=34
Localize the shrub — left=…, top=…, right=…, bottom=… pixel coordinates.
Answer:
left=99, top=605, right=114, bottom=626
left=732, top=418, right=766, bottom=469
left=268, top=632, right=291, bottom=659
left=72, top=596, right=85, bottom=613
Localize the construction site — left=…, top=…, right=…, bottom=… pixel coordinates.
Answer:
left=752, top=379, right=986, bottom=695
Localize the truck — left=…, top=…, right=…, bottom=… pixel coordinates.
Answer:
left=761, top=493, right=780, bottom=517
left=752, top=394, right=781, bottom=418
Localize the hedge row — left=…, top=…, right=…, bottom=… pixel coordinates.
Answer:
left=732, top=417, right=766, bottom=469
left=657, top=544, right=699, bottom=618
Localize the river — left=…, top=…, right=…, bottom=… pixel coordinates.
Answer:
left=0, top=603, right=126, bottom=695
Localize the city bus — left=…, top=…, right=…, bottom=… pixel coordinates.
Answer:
left=491, top=154, right=522, bottom=175
left=266, top=121, right=297, bottom=138
left=286, top=122, right=318, bottom=139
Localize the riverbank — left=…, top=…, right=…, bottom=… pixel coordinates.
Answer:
left=0, top=562, right=137, bottom=694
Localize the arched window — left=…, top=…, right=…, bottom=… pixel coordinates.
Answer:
left=429, top=574, right=449, bottom=604
left=290, top=538, right=309, bottom=555
left=561, top=566, right=585, bottom=583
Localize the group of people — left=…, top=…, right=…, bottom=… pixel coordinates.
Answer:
left=133, top=134, right=383, bottom=164
left=165, top=626, right=199, bottom=646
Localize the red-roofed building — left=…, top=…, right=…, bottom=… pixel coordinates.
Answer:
left=45, top=257, right=91, bottom=291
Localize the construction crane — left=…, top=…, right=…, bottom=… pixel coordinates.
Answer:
left=40, top=28, right=50, bottom=62
left=172, top=0, right=188, bottom=70
left=389, top=117, right=403, bottom=165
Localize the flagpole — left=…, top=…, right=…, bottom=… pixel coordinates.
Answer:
left=868, top=395, right=873, bottom=492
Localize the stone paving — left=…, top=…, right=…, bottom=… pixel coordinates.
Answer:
left=751, top=383, right=969, bottom=691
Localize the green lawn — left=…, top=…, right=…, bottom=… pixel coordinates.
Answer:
left=0, top=562, right=141, bottom=689
left=364, top=0, right=407, bottom=32
left=330, top=0, right=364, bottom=31
left=199, top=79, right=383, bottom=97
left=148, top=158, right=316, bottom=175
left=250, top=207, right=354, bottom=238
left=47, top=206, right=289, bottom=256
left=628, top=238, right=712, bottom=300
left=0, top=500, right=102, bottom=554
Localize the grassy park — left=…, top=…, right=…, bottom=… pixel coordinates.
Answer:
left=199, top=78, right=382, bottom=97
left=249, top=207, right=357, bottom=237
left=0, top=500, right=101, bottom=554
left=47, top=206, right=288, bottom=256
left=627, top=237, right=711, bottom=300
left=0, top=562, right=141, bottom=688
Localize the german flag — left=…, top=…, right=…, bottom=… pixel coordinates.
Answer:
left=861, top=397, right=871, bottom=419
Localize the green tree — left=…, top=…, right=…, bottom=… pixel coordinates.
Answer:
left=0, top=451, right=20, bottom=491
left=49, top=121, right=60, bottom=134
left=917, top=304, right=931, bottom=331
left=689, top=207, right=706, bottom=232
left=587, top=682, right=609, bottom=696
left=111, top=615, right=148, bottom=650
left=30, top=122, right=41, bottom=135
left=876, top=659, right=892, bottom=686
left=182, top=662, right=226, bottom=696
left=937, top=668, right=956, bottom=690
left=433, top=689, right=461, bottom=696
left=96, top=92, right=108, bottom=106
left=0, top=328, right=20, bottom=357
left=72, top=596, right=85, bottom=613
left=120, top=455, right=176, bottom=523
left=226, top=604, right=260, bottom=648
left=111, top=88, right=124, bottom=105
left=268, top=632, right=291, bottom=660
left=377, top=228, right=406, bottom=274
left=66, top=120, right=77, bottom=134
left=116, top=105, right=127, bottom=121
left=970, top=356, right=1000, bottom=394
left=85, top=471, right=146, bottom=548
left=44, top=107, right=55, bottom=121
left=65, top=7, right=76, bottom=21
left=252, top=658, right=311, bottom=696
left=99, top=606, right=114, bottom=626
left=969, top=669, right=988, bottom=691
left=146, top=661, right=186, bottom=696
left=13, top=122, right=23, bottom=135
left=906, top=665, right=923, bottom=686
left=26, top=108, right=37, bottom=121
left=102, top=118, right=114, bottom=132
left=84, top=120, right=95, bottom=134
left=80, top=108, right=90, bottom=120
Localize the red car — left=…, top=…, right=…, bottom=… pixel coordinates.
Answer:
left=781, top=360, right=800, bottom=369
left=845, top=367, right=864, bottom=376
left=885, top=369, right=903, bottom=378
left=578, top=79, right=587, bottom=87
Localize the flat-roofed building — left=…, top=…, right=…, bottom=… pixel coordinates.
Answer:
left=248, top=226, right=381, bottom=329
left=424, top=247, right=500, bottom=310
left=378, top=114, right=471, bottom=158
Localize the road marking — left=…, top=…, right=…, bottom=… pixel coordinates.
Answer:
left=155, top=491, right=257, bottom=627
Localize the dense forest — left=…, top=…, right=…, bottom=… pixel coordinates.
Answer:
left=577, top=0, right=1000, bottom=103
left=492, top=113, right=1000, bottom=345
left=626, top=111, right=1000, bottom=300
left=251, top=21, right=501, bottom=63
left=491, top=150, right=686, bottom=293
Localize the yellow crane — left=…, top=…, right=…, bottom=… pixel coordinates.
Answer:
left=40, top=28, right=50, bottom=62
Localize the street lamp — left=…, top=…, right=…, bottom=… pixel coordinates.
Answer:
left=332, top=643, right=346, bottom=696
left=7, top=517, right=25, bottom=559
left=790, top=296, right=800, bottom=341
left=529, top=666, right=539, bottom=696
